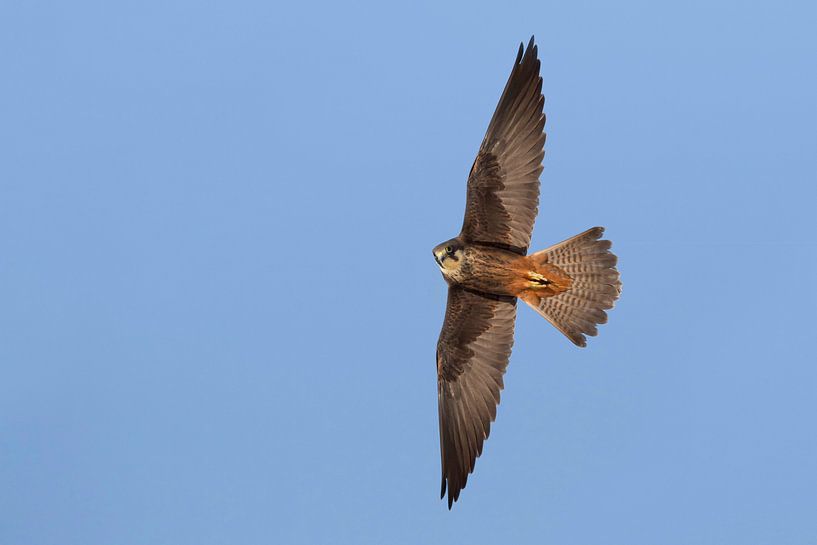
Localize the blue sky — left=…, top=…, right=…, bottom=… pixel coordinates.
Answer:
left=2, top=0, right=816, bottom=543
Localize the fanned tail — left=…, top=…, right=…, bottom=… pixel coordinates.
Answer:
left=519, top=227, right=621, bottom=347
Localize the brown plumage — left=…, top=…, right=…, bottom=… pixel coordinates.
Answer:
left=432, top=37, right=622, bottom=508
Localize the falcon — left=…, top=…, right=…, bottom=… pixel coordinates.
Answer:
left=433, top=37, right=622, bottom=508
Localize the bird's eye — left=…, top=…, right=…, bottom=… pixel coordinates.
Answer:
left=445, top=245, right=453, bottom=254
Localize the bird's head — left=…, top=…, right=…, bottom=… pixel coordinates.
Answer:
left=432, top=239, right=464, bottom=272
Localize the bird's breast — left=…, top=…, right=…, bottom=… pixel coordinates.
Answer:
left=455, top=246, right=527, bottom=297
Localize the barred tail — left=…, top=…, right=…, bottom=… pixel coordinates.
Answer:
left=520, top=227, right=621, bottom=347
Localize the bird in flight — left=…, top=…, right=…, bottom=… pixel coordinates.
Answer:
left=433, top=36, right=621, bottom=508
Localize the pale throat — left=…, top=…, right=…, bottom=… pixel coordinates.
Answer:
left=440, top=257, right=462, bottom=272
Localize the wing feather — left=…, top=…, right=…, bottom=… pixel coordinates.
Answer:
left=436, top=286, right=516, bottom=508
left=460, top=36, right=545, bottom=254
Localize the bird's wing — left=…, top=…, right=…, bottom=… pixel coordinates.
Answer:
left=437, top=286, right=517, bottom=508
left=460, top=36, right=545, bottom=255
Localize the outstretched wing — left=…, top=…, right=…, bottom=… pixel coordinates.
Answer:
left=437, top=286, right=517, bottom=508
left=460, top=36, right=545, bottom=255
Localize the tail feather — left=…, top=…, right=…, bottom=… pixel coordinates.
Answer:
left=520, top=227, right=621, bottom=347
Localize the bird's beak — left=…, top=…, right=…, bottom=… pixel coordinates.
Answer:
left=434, top=251, right=444, bottom=267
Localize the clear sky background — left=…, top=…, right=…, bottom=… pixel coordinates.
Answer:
left=2, top=0, right=816, bottom=544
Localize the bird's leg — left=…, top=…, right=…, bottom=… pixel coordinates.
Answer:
left=526, top=271, right=552, bottom=286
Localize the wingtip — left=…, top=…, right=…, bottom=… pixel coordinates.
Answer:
left=519, top=35, right=539, bottom=65
left=442, top=479, right=460, bottom=510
